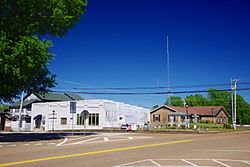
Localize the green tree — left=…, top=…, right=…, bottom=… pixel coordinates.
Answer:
left=207, top=88, right=232, bottom=122
left=152, top=105, right=159, bottom=109
left=207, top=88, right=250, bottom=124
left=164, top=96, right=184, bottom=107
left=0, top=0, right=87, bottom=103
left=0, top=105, right=8, bottom=110
left=208, top=89, right=231, bottom=106
left=185, top=94, right=210, bottom=107
left=235, top=94, right=250, bottom=124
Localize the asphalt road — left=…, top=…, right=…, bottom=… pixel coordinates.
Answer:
left=0, top=131, right=249, bottom=167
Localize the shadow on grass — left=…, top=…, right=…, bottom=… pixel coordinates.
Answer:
left=0, top=132, right=96, bottom=142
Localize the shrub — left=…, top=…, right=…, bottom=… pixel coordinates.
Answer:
left=181, top=124, right=185, bottom=129
left=200, top=120, right=209, bottom=124
left=223, top=123, right=232, bottom=129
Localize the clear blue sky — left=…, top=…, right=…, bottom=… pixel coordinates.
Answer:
left=48, top=0, right=250, bottom=108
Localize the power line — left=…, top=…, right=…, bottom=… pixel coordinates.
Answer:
left=52, top=87, right=250, bottom=95
left=56, top=81, right=250, bottom=91
left=71, top=84, right=227, bottom=90
left=72, top=86, right=167, bottom=90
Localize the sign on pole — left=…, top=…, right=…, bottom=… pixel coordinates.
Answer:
left=81, top=110, right=89, bottom=119
left=70, top=101, right=76, bottom=113
left=70, top=101, right=76, bottom=135
left=81, top=110, right=89, bottom=136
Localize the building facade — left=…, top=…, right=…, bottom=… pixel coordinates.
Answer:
left=8, top=92, right=83, bottom=131
left=150, top=106, right=186, bottom=128
left=150, top=105, right=229, bottom=127
left=31, top=100, right=150, bottom=131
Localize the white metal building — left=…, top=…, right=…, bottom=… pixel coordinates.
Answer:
left=31, top=99, right=150, bottom=131
left=8, top=92, right=83, bottom=131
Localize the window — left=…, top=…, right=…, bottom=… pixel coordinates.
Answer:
left=77, top=114, right=85, bottom=125
left=216, top=118, right=219, bottom=123
left=14, top=109, right=24, bottom=113
left=153, top=114, right=160, bottom=122
left=25, top=116, right=31, bottom=123
left=61, top=118, right=67, bottom=125
left=223, top=117, right=227, bottom=124
left=168, top=115, right=175, bottom=122
left=89, top=113, right=99, bottom=126
left=220, top=118, right=223, bottom=124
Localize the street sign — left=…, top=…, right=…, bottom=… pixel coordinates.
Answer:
left=80, top=110, right=89, bottom=136
left=70, top=101, right=76, bottom=113
left=81, top=110, right=89, bottom=119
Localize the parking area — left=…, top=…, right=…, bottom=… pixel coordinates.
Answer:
left=0, top=132, right=152, bottom=148
left=114, top=159, right=250, bottom=167
left=57, top=134, right=153, bottom=147
left=0, top=131, right=249, bottom=167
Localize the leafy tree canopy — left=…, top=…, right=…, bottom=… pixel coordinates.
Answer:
left=185, top=94, right=209, bottom=107
left=207, top=89, right=232, bottom=119
left=164, top=96, right=184, bottom=107
left=234, top=94, right=250, bottom=124
left=0, top=0, right=87, bottom=103
left=0, top=0, right=87, bottom=37
left=208, top=88, right=231, bottom=105
left=152, top=105, right=159, bottom=109
left=0, top=105, right=8, bottom=110
left=208, top=89, right=250, bottom=124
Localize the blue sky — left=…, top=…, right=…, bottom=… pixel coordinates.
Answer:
left=48, top=0, right=250, bottom=108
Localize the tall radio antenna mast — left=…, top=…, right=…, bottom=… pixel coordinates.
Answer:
left=167, top=35, right=170, bottom=102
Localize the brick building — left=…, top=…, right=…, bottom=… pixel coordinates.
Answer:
left=150, top=105, right=229, bottom=127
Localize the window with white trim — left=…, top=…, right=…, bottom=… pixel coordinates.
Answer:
left=153, top=114, right=160, bottom=122
left=61, top=118, right=67, bottom=125
left=89, top=113, right=99, bottom=126
left=77, top=114, right=85, bottom=125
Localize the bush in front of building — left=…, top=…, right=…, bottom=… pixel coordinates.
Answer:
left=223, top=123, right=232, bottom=129
left=199, top=120, right=209, bottom=124
left=198, top=123, right=224, bottom=129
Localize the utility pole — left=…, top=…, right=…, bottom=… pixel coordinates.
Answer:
left=18, top=91, right=24, bottom=131
left=52, top=110, right=55, bottom=131
left=231, top=79, right=239, bottom=129
left=185, top=104, right=189, bottom=129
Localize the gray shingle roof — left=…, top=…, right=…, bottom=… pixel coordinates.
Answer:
left=37, top=92, right=83, bottom=101
left=64, top=93, right=83, bottom=101
left=8, top=92, right=83, bottom=108
left=8, top=99, right=37, bottom=108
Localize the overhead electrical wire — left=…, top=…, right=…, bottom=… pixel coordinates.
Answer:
left=64, top=81, right=250, bottom=90
left=52, top=87, right=250, bottom=95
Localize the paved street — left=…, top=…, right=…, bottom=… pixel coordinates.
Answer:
left=0, top=131, right=249, bottom=167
